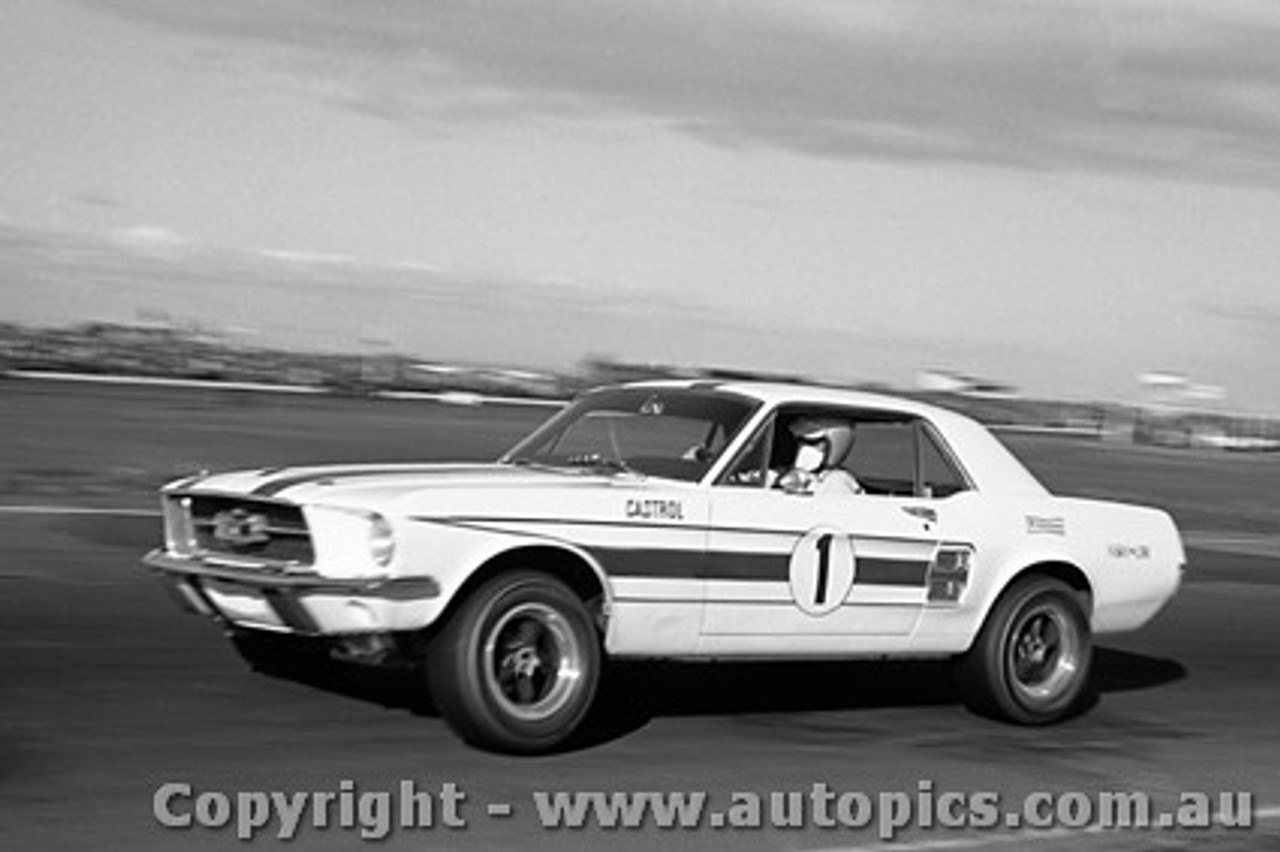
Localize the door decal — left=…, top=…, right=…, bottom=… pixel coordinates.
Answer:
left=788, top=527, right=856, bottom=616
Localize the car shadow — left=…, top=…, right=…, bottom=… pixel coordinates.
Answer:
left=231, top=639, right=1185, bottom=752
left=575, top=646, right=1187, bottom=750
left=1090, top=646, right=1187, bottom=694
left=228, top=631, right=437, bottom=716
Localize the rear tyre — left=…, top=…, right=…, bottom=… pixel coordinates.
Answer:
left=956, top=576, right=1092, bottom=725
left=425, top=571, right=601, bottom=753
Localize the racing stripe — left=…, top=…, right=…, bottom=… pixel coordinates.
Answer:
left=590, top=548, right=786, bottom=581
left=588, top=546, right=929, bottom=585
left=855, top=557, right=931, bottom=586
left=708, top=551, right=790, bottom=582
left=589, top=548, right=707, bottom=579
left=250, top=465, right=460, bottom=497
left=167, top=471, right=210, bottom=491
left=431, top=516, right=931, bottom=547
left=421, top=516, right=934, bottom=585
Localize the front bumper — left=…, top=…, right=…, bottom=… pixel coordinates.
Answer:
left=143, top=550, right=441, bottom=635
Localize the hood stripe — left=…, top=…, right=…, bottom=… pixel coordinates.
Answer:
left=250, top=465, right=487, bottom=498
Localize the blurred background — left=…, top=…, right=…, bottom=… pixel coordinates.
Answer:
left=2, top=0, right=1280, bottom=441
left=2, top=318, right=1279, bottom=451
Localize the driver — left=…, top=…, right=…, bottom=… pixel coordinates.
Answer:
left=778, top=418, right=863, bottom=496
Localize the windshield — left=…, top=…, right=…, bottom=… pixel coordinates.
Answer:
left=502, top=387, right=760, bottom=482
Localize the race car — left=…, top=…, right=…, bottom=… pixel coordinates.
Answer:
left=143, top=381, right=1184, bottom=753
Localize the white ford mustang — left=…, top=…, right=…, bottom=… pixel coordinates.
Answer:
left=144, top=381, right=1183, bottom=752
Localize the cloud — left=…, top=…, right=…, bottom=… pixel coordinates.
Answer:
left=109, top=225, right=195, bottom=256
left=0, top=223, right=736, bottom=333
left=111, top=224, right=189, bottom=244
left=68, top=191, right=121, bottom=210
left=254, top=248, right=359, bottom=266
left=87, top=0, right=1280, bottom=185
left=1199, top=296, right=1280, bottom=336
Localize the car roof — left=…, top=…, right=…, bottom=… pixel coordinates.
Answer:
left=617, top=379, right=970, bottom=423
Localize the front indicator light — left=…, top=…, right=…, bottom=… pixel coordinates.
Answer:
left=368, top=514, right=396, bottom=568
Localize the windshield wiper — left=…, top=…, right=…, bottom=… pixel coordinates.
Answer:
left=563, top=453, right=643, bottom=477
left=506, top=458, right=564, bottom=473
left=507, top=454, right=642, bottom=477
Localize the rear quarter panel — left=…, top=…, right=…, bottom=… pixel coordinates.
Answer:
left=910, top=492, right=1183, bottom=654
left=1050, top=496, right=1184, bottom=633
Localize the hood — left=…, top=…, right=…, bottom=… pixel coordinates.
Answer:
left=174, top=462, right=635, bottom=510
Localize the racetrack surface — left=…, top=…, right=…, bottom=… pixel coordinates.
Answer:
left=3, top=378, right=1279, bottom=851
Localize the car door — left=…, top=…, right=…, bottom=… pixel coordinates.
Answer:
left=698, top=407, right=964, bottom=653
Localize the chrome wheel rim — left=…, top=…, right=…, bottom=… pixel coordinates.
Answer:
left=482, top=602, right=583, bottom=721
left=1006, top=602, right=1081, bottom=706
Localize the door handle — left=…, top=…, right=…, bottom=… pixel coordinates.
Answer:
left=902, top=506, right=937, bottom=524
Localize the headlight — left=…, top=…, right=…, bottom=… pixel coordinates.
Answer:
left=303, top=505, right=398, bottom=577
left=163, top=496, right=196, bottom=555
left=367, top=513, right=396, bottom=568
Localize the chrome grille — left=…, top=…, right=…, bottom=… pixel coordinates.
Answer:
left=170, top=494, right=314, bottom=566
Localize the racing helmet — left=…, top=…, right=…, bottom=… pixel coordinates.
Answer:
left=790, top=418, right=856, bottom=471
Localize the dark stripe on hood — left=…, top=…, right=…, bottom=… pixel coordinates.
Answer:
left=250, top=465, right=469, bottom=498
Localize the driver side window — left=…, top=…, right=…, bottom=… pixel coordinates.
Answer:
left=719, top=407, right=843, bottom=489
left=718, top=406, right=969, bottom=498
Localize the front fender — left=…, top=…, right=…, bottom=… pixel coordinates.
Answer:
left=391, top=515, right=613, bottom=629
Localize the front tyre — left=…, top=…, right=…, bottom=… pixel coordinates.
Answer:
left=426, top=571, right=601, bottom=753
left=956, top=576, right=1092, bottom=725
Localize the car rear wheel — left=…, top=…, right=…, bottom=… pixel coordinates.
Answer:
left=426, top=571, right=601, bottom=753
left=956, top=575, right=1092, bottom=725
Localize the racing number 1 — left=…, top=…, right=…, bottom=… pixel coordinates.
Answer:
left=789, top=528, right=856, bottom=617
left=813, top=533, right=833, bottom=606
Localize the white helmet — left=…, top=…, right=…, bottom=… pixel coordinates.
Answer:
left=790, top=418, right=856, bottom=470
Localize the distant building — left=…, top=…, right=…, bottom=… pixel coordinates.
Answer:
left=409, top=362, right=563, bottom=397
left=1136, top=372, right=1225, bottom=413
left=916, top=369, right=1017, bottom=400
left=1132, top=372, right=1248, bottom=448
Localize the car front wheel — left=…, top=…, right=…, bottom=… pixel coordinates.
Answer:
left=426, top=571, right=601, bottom=753
left=956, top=575, right=1092, bottom=725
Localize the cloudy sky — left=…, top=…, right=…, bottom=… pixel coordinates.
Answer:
left=3, top=1, right=1280, bottom=410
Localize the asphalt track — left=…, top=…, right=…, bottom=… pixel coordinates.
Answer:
left=2, top=379, right=1279, bottom=851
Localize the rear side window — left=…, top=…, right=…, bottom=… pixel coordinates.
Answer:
left=846, top=420, right=916, bottom=496
left=845, top=419, right=969, bottom=498
left=918, top=425, right=968, bottom=498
